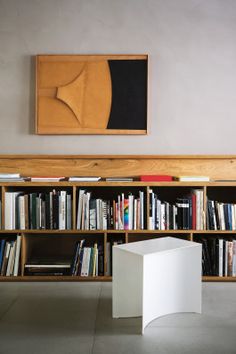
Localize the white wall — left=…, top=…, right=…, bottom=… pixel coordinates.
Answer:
left=0, top=0, right=236, bottom=154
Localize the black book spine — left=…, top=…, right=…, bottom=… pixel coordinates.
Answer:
left=176, top=198, right=183, bottom=230
left=71, top=242, right=80, bottom=275
left=45, top=193, right=50, bottom=229
left=98, top=244, right=104, bottom=276
left=53, top=191, right=59, bottom=229
left=207, top=200, right=214, bottom=230
left=214, top=201, right=220, bottom=230
left=188, top=196, right=192, bottom=229
left=169, top=204, right=173, bottom=230
left=215, top=239, right=219, bottom=276
left=223, top=203, right=229, bottom=230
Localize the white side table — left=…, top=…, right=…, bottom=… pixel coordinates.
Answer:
left=112, top=237, right=202, bottom=334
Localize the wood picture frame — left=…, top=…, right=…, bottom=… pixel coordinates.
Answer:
left=35, top=54, right=148, bottom=135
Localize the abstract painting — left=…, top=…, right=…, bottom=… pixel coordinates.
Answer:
left=36, top=54, right=148, bottom=135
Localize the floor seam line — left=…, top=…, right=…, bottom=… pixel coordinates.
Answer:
left=91, top=282, right=102, bottom=354
left=0, top=297, right=18, bottom=321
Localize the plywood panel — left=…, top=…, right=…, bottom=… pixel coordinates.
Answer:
left=0, top=155, right=236, bottom=180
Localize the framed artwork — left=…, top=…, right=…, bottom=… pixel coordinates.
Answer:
left=36, top=54, right=148, bottom=135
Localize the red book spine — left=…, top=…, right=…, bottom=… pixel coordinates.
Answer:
left=192, top=194, right=196, bottom=230
left=140, top=175, right=173, bottom=182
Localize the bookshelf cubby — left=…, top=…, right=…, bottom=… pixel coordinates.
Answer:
left=1, top=155, right=236, bottom=282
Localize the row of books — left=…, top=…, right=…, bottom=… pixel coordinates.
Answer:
left=0, top=173, right=213, bottom=183
left=198, top=237, right=236, bottom=276
left=148, top=189, right=204, bottom=230
left=4, top=190, right=72, bottom=230
left=207, top=200, right=236, bottom=230
left=0, top=235, right=21, bottom=276
left=71, top=240, right=103, bottom=276
left=76, top=190, right=145, bottom=230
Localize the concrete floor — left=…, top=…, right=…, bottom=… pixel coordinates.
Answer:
left=0, top=282, right=236, bottom=354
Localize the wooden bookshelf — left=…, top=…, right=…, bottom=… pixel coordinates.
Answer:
left=0, top=155, right=236, bottom=282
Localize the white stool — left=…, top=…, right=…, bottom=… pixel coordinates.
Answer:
left=112, top=237, right=202, bottom=334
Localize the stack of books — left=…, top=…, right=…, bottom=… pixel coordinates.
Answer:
left=24, top=257, right=71, bottom=276
left=0, top=235, right=21, bottom=276
left=0, top=173, right=24, bottom=182
left=174, top=176, right=210, bottom=182
left=68, top=176, right=101, bottom=182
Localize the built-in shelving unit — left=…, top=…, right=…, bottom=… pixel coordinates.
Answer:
left=1, top=155, right=236, bottom=282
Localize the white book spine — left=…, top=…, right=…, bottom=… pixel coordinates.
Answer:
left=13, top=235, right=22, bottom=276
left=95, top=247, right=98, bottom=276
left=18, top=195, right=25, bottom=230
left=102, top=201, right=107, bottom=230
left=96, top=199, right=100, bottom=229
left=224, top=240, right=228, bottom=277
left=66, top=194, right=72, bottom=230
left=160, top=203, right=165, bottom=230
left=121, top=193, right=124, bottom=230
left=139, top=191, right=144, bottom=230
left=5, top=193, right=13, bottom=230
left=128, top=195, right=134, bottom=230
left=231, top=204, right=236, bottom=230
left=156, top=199, right=161, bottom=230
left=77, top=190, right=85, bottom=229
left=220, top=204, right=225, bottom=231
left=152, top=193, right=155, bottom=230
left=6, top=242, right=16, bottom=276
left=85, top=192, right=91, bottom=230
left=219, top=239, right=223, bottom=277
left=81, top=247, right=91, bottom=277
left=59, top=191, right=66, bottom=230
left=133, top=199, right=137, bottom=230
left=232, top=240, right=236, bottom=277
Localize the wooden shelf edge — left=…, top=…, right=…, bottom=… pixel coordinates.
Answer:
left=0, top=276, right=112, bottom=282
left=202, top=276, right=236, bottom=282
left=0, top=154, right=235, bottom=159
left=1, top=275, right=235, bottom=282
left=1, top=229, right=236, bottom=234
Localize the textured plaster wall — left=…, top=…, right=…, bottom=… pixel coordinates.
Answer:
left=0, top=0, right=236, bottom=154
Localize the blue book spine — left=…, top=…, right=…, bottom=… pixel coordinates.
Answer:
left=0, top=239, right=6, bottom=270
left=228, top=204, right=232, bottom=231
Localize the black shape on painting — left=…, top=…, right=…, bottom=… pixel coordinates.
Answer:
left=107, top=60, right=147, bottom=130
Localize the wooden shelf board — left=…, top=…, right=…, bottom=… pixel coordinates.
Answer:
left=1, top=275, right=235, bottom=282
left=0, top=276, right=112, bottom=282
left=1, top=229, right=236, bottom=234
left=202, top=276, right=236, bottom=282
left=2, top=181, right=236, bottom=187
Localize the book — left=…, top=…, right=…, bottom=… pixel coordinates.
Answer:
left=105, top=177, right=133, bottom=182
left=140, top=175, right=173, bottom=182
left=13, top=235, right=22, bottom=276
left=175, top=176, right=210, bottom=182
left=25, top=258, right=71, bottom=268
left=0, top=173, right=20, bottom=178
left=68, top=176, right=101, bottom=182
left=29, top=177, right=65, bottom=182
left=0, top=178, right=25, bottom=182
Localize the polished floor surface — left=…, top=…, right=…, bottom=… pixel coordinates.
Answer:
left=0, top=282, right=236, bottom=354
